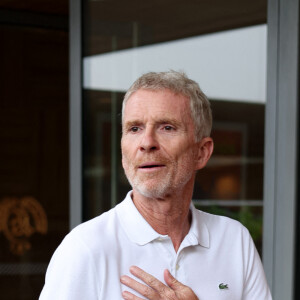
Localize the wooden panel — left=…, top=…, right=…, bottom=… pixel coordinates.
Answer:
left=0, top=25, right=69, bottom=299
left=0, top=0, right=68, bottom=15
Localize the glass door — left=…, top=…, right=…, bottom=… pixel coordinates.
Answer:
left=82, top=0, right=267, bottom=255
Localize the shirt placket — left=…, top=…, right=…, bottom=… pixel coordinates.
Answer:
left=154, top=236, right=186, bottom=282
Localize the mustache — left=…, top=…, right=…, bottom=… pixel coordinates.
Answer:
left=124, top=155, right=172, bottom=167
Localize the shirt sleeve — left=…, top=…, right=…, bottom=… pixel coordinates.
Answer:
left=242, top=227, right=272, bottom=300
left=39, top=232, right=100, bottom=300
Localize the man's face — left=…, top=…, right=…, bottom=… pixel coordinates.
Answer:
left=121, top=89, right=200, bottom=198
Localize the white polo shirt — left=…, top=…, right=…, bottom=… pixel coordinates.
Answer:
left=40, top=191, right=272, bottom=300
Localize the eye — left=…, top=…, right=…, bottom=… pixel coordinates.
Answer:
left=130, top=126, right=140, bottom=133
left=163, top=125, right=174, bottom=131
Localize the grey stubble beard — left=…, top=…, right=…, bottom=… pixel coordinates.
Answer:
left=124, top=159, right=194, bottom=199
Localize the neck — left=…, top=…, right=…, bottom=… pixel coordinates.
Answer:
left=131, top=183, right=194, bottom=252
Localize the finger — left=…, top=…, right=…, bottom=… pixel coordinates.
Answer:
left=122, top=290, right=144, bottom=300
left=164, top=269, right=199, bottom=300
left=164, top=269, right=182, bottom=290
left=121, top=275, right=157, bottom=299
left=129, top=266, right=170, bottom=295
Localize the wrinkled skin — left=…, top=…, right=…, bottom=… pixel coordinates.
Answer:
left=121, top=266, right=199, bottom=300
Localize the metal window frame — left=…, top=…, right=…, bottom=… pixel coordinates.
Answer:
left=263, top=0, right=299, bottom=299
left=69, top=0, right=82, bottom=229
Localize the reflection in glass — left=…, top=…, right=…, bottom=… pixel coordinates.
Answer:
left=82, top=0, right=267, bottom=255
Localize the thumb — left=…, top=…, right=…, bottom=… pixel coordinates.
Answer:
left=164, top=269, right=182, bottom=290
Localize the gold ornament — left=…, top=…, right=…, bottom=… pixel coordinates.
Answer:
left=0, top=197, right=48, bottom=255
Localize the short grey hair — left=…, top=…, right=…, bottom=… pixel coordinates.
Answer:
left=122, top=70, right=212, bottom=141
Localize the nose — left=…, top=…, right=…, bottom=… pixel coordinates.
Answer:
left=139, top=128, right=159, bottom=152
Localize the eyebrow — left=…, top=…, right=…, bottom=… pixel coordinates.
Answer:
left=123, top=120, right=142, bottom=130
left=123, top=118, right=182, bottom=129
left=156, top=118, right=182, bottom=128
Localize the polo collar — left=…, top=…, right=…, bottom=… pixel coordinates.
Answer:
left=188, top=204, right=210, bottom=248
left=116, top=191, right=160, bottom=245
left=116, top=191, right=210, bottom=248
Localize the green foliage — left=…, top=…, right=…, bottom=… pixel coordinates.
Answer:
left=195, top=204, right=263, bottom=244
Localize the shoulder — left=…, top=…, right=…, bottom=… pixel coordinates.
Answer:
left=40, top=214, right=115, bottom=299
left=72, top=206, right=118, bottom=236
left=193, top=208, right=253, bottom=250
left=41, top=206, right=120, bottom=295
left=195, top=208, right=248, bottom=233
left=64, top=205, right=120, bottom=253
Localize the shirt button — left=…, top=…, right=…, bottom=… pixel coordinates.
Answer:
left=176, top=264, right=180, bottom=270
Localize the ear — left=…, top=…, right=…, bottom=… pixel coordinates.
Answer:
left=194, top=137, right=214, bottom=170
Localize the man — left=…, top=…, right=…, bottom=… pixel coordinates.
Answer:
left=40, top=71, right=272, bottom=299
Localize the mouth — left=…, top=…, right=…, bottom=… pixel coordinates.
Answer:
left=138, top=163, right=166, bottom=169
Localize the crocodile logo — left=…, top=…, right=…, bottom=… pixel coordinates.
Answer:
left=219, top=283, right=229, bottom=290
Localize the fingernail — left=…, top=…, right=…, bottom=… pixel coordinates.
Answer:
left=129, top=265, right=138, bottom=274
left=122, top=291, right=131, bottom=299
left=120, top=276, right=127, bottom=283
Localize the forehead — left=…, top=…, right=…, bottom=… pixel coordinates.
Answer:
left=123, top=89, right=191, bottom=121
